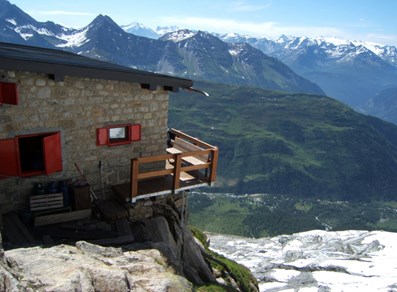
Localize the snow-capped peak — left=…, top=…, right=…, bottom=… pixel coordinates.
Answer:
left=120, top=21, right=143, bottom=30
left=155, top=25, right=180, bottom=37
left=162, top=29, right=196, bottom=42
left=121, top=21, right=159, bottom=39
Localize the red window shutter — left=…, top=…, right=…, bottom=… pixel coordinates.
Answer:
left=96, top=127, right=109, bottom=146
left=130, top=124, right=141, bottom=142
left=43, top=132, right=63, bottom=175
left=0, top=138, right=19, bottom=178
left=0, top=82, right=18, bottom=105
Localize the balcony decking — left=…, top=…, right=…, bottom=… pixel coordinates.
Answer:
left=112, top=129, right=218, bottom=203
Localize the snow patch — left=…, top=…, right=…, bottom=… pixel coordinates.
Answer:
left=56, top=28, right=89, bottom=48
left=35, top=27, right=56, bottom=37
left=20, top=33, right=33, bottom=40
left=165, top=30, right=196, bottom=42
left=208, top=230, right=397, bottom=291
left=5, top=18, right=17, bottom=26
left=228, top=48, right=240, bottom=56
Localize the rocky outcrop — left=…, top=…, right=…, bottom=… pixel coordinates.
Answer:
left=0, top=198, right=219, bottom=291
left=125, top=201, right=216, bottom=285
left=0, top=240, right=192, bottom=291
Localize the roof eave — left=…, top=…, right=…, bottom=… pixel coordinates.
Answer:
left=0, top=57, right=193, bottom=91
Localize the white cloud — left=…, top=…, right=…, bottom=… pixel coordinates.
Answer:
left=364, top=33, right=397, bottom=46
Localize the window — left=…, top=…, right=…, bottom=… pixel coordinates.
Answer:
left=96, top=124, right=141, bottom=146
left=0, top=82, right=18, bottom=105
left=109, top=126, right=129, bottom=144
left=0, top=132, right=62, bottom=178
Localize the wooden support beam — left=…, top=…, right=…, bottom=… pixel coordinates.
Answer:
left=130, top=159, right=139, bottom=199
left=173, top=154, right=182, bottom=192
left=209, top=148, right=219, bottom=183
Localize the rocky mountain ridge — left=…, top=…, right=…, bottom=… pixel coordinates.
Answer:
left=219, top=33, right=397, bottom=107
left=119, top=21, right=397, bottom=111
left=363, top=87, right=397, bottom=125
left=117, top=21, right=397, bottom=67
left=0, top=0, right=323, bottom=95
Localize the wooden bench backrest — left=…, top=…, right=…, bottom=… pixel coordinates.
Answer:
left=173, top=137, right=209, bottom=163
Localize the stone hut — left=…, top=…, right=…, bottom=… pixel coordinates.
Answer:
left=0, top=42, right=218, bottom=229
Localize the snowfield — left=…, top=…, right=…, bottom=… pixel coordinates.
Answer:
left=208, top=230, right=397, bottom=291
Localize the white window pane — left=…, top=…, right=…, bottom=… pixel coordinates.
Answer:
left=109, top=127, right=126, bottom=139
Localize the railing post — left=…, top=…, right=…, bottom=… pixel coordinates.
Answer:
left=130, top=158, right=139, bottom=200
left=209, top=148, right=219, bottom=184
left=173, top=154, right=182, bottom=192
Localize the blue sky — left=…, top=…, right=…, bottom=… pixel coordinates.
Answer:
left=9, top=0, right=397, bottom=45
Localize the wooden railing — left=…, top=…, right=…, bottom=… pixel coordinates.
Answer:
left=129, top=129, right=218, bottom=200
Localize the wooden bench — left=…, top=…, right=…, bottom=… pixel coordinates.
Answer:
left=167, top=137, right=209, bottom=166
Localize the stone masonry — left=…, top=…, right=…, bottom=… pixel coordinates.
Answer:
left=0, top=70, right=170, bottom=215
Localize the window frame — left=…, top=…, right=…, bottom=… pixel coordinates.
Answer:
left=108, top=124, right=131, bottom=146
left=96, top=123, right=141, bottom=147
left=0, top=132, right=63, bottom=179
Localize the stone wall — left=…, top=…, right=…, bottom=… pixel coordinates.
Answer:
left=0, top=70, right=169, bottom=215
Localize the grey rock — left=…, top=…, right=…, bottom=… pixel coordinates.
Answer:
left=1, top=243, right=192, bottom=291
left=125, top=213, right=216, bottom=285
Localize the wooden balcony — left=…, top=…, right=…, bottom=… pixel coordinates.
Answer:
left=112, top=129, right=218, bottom=203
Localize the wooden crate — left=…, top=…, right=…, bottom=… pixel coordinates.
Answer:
left=30, top=193, right=63, bottom=212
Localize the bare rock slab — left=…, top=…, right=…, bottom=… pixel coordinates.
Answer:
left=1, top=241, right=192, bottom=291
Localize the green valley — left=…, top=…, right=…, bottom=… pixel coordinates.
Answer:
left=188, top=192, right=397, bottom=237
left=170, top=81, right=397, bottom=201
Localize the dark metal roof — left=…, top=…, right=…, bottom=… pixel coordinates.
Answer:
left=0, top=42, right=193, bottom=91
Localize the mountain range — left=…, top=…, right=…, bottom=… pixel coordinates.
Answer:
left=116, top=21, right=397, bottom=115
left=2, top=0, right=397, bottom=116
left=0, top=0, right=322, bottom=95
left=219, top=34, right=397, bottom=108
left=105, top=20, right=397, bottom=110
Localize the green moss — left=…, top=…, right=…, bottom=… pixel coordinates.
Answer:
left=189, top=226, right=259, bottom=292
left=210, top=253, right=258, bottom=292
left=190, top=225, right=209, bottom=248
left=195, top=284, right=230, bottom=292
